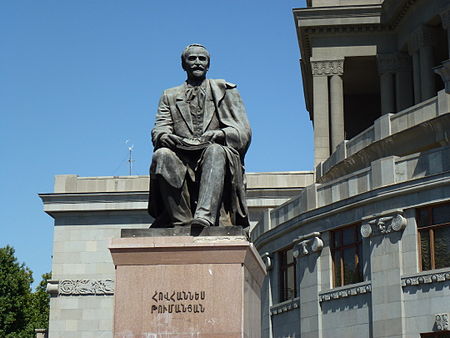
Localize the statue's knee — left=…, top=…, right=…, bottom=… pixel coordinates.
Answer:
left=152, top=147, right=177, bottom=163
left=204, top=143, right=225, bottom=161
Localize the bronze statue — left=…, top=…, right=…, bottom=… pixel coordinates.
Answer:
left=148, top=44, right=251, bottom=231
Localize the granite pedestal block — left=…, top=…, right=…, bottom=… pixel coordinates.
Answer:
left=109, top=230, right=266, bottom=337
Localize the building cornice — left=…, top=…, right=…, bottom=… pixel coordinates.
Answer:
left=293, top=4, right=384, bottom=61
left=253, top=172, right=450, bottom=250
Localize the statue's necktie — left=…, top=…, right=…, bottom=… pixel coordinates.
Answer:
left=187, top=86, right=205, bottom=110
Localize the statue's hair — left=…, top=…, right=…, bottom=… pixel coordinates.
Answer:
left=181, top=43, right=210, bottom=61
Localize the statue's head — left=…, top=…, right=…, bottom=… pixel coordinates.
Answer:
left=181, top=44, right=210, bottom=80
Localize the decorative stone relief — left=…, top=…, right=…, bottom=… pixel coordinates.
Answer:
left=319, top=282, right=372, bottom=303
left=303, top=25, right=385, bottom=36
left=401, top=270, right=450, bottom=287
left=261, top=252, right=272, bottom=270
left=292, top=232, right=323, bottom=258
left=47, top=279, right=115, bottom=296
left=311, top=60, right=344, bottom=77
left=360, top=212, right=406, bottom=238
left=270, top=297, right=300, bottom=316
left=435, top=313, right=450, bottom=331
left=360, top=223, right=373, bottom=238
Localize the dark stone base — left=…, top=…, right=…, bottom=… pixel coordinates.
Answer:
left=121, top=225, right=248, bottom=238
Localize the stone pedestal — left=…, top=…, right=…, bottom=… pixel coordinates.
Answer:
left=109, top=231, right=266, bottom=337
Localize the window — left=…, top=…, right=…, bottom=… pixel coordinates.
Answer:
left=331, top=224, right=363, bottom=287
left=417, top=202, right=450, bottom=271
left=279, top=247, right=296, bottom=301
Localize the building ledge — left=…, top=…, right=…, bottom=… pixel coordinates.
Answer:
left=318, top=92, right=450, bottom=183
left=253, top=170, right=450, bottom=248
left=319, top=281, right=372, bottom=302
left=270, top=297, right=300, bottom=315
left=401, top=267, right=450, bottom=288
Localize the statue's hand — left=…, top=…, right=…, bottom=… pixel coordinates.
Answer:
left=159, top=134, right=183, bottom=149
left=201, top=130, right=225, bottom=143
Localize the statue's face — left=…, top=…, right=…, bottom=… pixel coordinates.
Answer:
left=183, top=46, right=209, bottom=79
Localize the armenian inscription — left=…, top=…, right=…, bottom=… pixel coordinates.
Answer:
left=151, top=290, right=206, bottom=314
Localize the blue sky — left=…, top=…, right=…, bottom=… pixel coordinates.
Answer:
left=0, top=0, right=312, bottom=287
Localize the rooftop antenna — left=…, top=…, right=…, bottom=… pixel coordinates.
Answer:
left=125, top=140, right=135, bottom=176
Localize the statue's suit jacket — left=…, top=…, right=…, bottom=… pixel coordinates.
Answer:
left=149, top=79, right=252, bottom=227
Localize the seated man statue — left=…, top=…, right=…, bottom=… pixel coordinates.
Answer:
left=148, top=44, right=252, bottom=230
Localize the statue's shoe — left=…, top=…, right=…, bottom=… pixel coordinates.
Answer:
left=190, top=218, right=210, bottom=236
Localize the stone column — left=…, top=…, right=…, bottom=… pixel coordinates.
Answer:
left=435, top=6, right=450, bottom=94
left=311, top=62, right=330, bottom=166
left=380, top=73, right=395, bottom=114
left=420, top=44, right=436, bottom=100
left=361, top=212, right=407, bottom=338
left=311, top=59, right=344, bottom=165
left=408, top=25, right=437, bottom=102
left=260, top=253, right=274, bottom=338
left=377, top=53, right=396, bottom=115
left=395, top=54, right=413, bottom=111
left=330, top=72, right=344, bottom=152
left=440, top=6, right=450, bottom=57
left=379, top=53, right=414, bottom=112
left=292, top=233, right=324, bottom=338
left=411, top=51, right=422, bottom=104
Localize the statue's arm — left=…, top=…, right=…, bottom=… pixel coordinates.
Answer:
left=220, top=88, right=251, bottom=154
left=152, top=92, right=174, bottom=148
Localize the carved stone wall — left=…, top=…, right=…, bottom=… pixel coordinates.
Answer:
left=292, top=232, right=323, bottom=258
left=311, top=60, right=344, bottom=77
left=47, top=279, right=114, bottom=296
left=435, top=313, right=450, bottom=331
left=360, top=211, right=406, bottom=238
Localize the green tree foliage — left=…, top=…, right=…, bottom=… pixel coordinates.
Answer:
left=28, top=272, right=51, bottom=332
left=0, top=245, right=50, bottom=337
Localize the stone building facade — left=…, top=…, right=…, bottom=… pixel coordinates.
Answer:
left=41, top=0, right=450, bottom=337
left=251, top=0, right=450, bottom=337
left=40, top=172, right=313, bottom=337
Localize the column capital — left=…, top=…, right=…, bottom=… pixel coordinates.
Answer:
left=292, top=232, right=323, bottom=258
left=377, top=53, right=411, bottom=74
left=440, top=5, right=450, bottom=30
left=408, top=25, right=438, bottom=54
left=310, top=59, right=344, bottom=77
